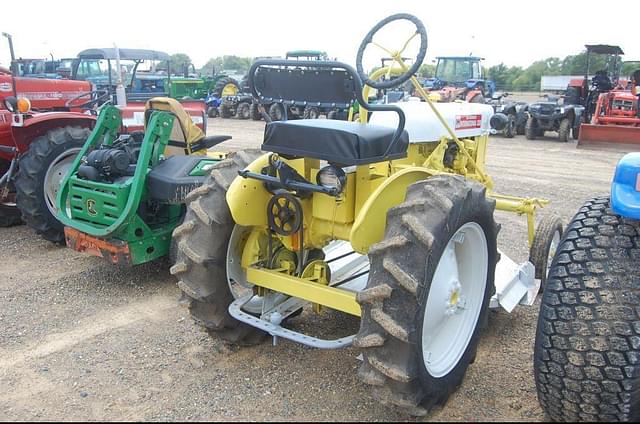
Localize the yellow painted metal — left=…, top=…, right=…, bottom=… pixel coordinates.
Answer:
left=246, top=266, right=361, bottom=316
left=301, top=260, right=331, bottom=313
left=491, top=193, right=550, bottom=246
left=312, top=173, right=355, bottom=224
left=350, top=166, right=434, bottom=254
left=222, top=83, right=239, bottom=97
left=206, top=151, right=228, bottom=160
left=220, top=52, right=553, bottom=315
left=227, top=153, right=272, bottom=227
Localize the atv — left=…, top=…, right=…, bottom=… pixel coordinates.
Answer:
left=525, top=94, right=585, bottom=142
left=171, top=14, right=561, bottom=417
left=54, top=97, right=231, bottom=265
left=487, top=92, right=528, bottom=138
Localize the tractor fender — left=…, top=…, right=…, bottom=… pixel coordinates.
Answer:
left=226, top=153, right=273, bottom=227
left=350, top=167, right=434, bottom=254
left=611, top=153, right=640, bottom=220
left=11, top=112, right=96, bottom=153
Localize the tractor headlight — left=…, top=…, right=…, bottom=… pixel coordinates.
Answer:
left=3, top=96, right=17, bottom=113
left=316, top=165, right=346, bottom=195
left=16, top=97, right=31, bottom=113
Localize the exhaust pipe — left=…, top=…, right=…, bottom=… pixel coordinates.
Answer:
left=490, top=113, right=509, bottom=131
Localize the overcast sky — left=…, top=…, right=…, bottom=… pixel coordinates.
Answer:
left=1, top=0, right=636, bottom=71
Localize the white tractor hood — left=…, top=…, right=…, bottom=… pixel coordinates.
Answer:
left=368, top=100, right=495, bottom=143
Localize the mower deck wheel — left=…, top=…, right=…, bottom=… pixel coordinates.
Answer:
left=528, top=214, right=563, bottom=290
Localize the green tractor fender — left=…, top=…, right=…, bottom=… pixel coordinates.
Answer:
left=55, top=106, right=175, bottom=238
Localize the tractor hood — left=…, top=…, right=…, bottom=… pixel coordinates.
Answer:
left=611, top=153, right=640, bottom=220
left=368, top=100, right=494, bottom=142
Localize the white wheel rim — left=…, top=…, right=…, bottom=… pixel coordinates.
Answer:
left=546, top=231, right=561, bottom=278
left=44, top=148, right=81, bottom=216
left=422, top=222, right=488, bottom=378
left=227, top=225, right=265, bottom=314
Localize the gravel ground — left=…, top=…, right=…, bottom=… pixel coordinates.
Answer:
left=0, top=117, right=627, bottom=421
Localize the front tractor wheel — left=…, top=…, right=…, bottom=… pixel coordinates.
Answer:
left=15, top=126, right=90, bottom=243
left=171, top=149, right=267, bottom=345
left=355, top=175, right=498, bottom=416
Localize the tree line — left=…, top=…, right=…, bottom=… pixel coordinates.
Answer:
left=167, top=52, right=640, bottom=92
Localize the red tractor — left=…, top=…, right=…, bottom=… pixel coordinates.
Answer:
left=0, top=37, right=206, bottom=243
left=563, top=44, right=640, bottom=148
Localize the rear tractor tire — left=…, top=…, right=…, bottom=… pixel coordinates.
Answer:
left=534, top=197, right=640, bottom=421
left=14, top=126, right=90, bottom=243
left=211, top=77, right=240, bottom=99
left=171, top=149, right=267, bottom=345
left=355, top=175, right=498, bottom=416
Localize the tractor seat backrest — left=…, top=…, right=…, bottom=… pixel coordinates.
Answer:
left=144, top=97, right=204, bottom=156
left=248, top=59, right=407, bottom=164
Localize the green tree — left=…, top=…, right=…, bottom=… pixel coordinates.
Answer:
left=199, top=56, right=253, bottom=76
left=419, top=63, right=435, bottom=78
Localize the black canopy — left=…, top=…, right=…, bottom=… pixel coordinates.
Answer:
left=585, top=45, right=624, bottom=55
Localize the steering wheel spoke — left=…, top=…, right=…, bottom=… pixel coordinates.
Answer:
left=356, top=13, right=428, bottom=90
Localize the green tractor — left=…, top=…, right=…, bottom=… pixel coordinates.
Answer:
left=168, top=63, right=241, bottom=102
left=54, top=97, right=232, bottom=265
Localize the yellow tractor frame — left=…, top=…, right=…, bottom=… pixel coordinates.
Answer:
left=225, top=63, right=548, bottom=318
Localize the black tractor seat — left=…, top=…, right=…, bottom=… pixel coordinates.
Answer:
left=263, top=119, right=409, bottom=166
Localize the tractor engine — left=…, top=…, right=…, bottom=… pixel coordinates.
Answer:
left=78, top=135, right=142, bottom=182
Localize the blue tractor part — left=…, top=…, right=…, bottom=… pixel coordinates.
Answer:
left=611, top=152, right=640, bottom=219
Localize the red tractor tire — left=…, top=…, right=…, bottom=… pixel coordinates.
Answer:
left=15, top=126, right=90, bottom=243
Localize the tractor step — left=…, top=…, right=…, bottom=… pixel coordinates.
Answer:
left=229, top=294, right=356, bottom=349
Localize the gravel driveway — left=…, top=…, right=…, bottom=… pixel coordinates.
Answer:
left=0, top=118, right=626, bottom=421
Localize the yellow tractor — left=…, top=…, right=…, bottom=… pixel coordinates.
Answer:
left=171, top=14, right=562, bottom=416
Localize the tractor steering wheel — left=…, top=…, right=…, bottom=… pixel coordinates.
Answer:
left=65, top=90, right=111, bottom=110
left=356, top=13, right=428, bottom=90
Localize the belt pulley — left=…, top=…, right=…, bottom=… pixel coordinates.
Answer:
left=267, top=191, right=302, bottom=236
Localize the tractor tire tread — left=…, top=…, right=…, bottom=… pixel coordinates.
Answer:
left=534, top=196, right=640, bottom=422
left=14, top=126, right=89, bottom=243
left=356, top=175, right=498, bottom=416
left=171, top=149, right=265, bottom=345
